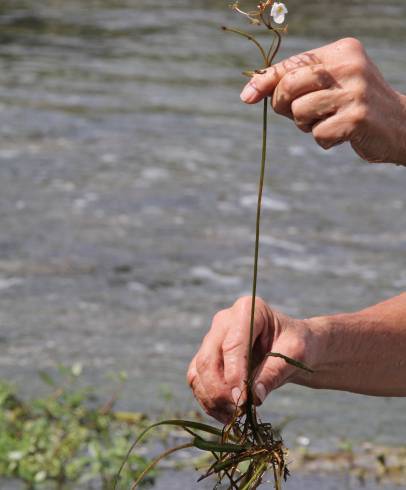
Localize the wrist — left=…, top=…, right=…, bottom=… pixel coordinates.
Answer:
left=290, top=315, right=336, bottom=388
left=292, top=310, right=381, bottom=392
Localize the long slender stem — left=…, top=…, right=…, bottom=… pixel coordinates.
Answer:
left=245, top=97, right=268, bottom=438
left=267, top=29, right=281, bottom=65
left=130, top=443, right=193, bottom=489
left=221, top=26, right=268, bottom=66
left=243, top=27, right=282, bottom=438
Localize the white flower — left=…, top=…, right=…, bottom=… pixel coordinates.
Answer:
left=271, top=2, right=288, bottom=24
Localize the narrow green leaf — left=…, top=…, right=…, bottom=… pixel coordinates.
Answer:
left=267, top=352, right=314, bottom=374
left=114, top=419, right=225, bottom=489
left=193, top=437, right=248, bottom=454
left=130, top=443, right=193, bottom=489
left=239, top=461, right=268, bottom=490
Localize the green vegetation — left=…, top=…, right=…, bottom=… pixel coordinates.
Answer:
left=1, top=367, right=406, bottom=489
left=0, top=366, right=154, bottom=489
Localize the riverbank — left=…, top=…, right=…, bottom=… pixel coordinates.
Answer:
left=150, top=436, right=406, bottom=488
left=152, top=470, right=401, bottom=490
left=1, top=372, right=405, bottom=489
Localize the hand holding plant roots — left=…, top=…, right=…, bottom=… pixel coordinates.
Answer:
left=115, top=2, right=313, bottom=489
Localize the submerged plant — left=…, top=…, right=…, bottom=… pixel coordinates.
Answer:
left=116, top=2, right=314, bottom=489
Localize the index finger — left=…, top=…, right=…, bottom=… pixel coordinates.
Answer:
left=240, top=37, right=363, bottom=104
left=240, top=51, right=322, bottom=104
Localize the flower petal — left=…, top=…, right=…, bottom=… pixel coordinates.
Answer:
left=270, top=2, right=288, bottom=24
left=273, top=13, right=286, bottom=24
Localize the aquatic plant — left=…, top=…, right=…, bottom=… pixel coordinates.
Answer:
left=116, top=2, right=314, bottom=489
left=0, top=366, right=158, bottom=489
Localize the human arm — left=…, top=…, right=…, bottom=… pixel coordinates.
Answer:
left=240, top=37, right=406, bottom=166
left=299, top=291, right=406, bottom=396
left=187, top=293, right=406, bottom=423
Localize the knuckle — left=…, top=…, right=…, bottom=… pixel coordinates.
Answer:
left=286, top=336, right=306, bottom=360
left=313, top=129, right=331, bottom=149
left=311, top=124, right=322, bottom=139
left=222, top=333, right=242, bottom=354
left=265, top=65, right=277, bottom=80
left=350, top=57, right=369, bottom=77
left=280, top=70, right=297, bottom=94
left=211, top=309, right=228, bottom=327
left=338, top=37, right=364, bottom=53
left=233, top=295, right=267, bottom=320
left=338, top=59, right=368, bottom=81
left=283, top=55, right=303, bottom=72
left=272, top=97, right=285, bottom=116
left=186, top=373, right=194, bottom=388
left=233, top=295, right=252, bottom=312
left=295, top=119, right=312, bottom=133
left=252, top=67, right=274, bottom=93
left=353, top=80, right=369, bottom=101
left=186, top=366, right=196, bottom=387
left=350, top=103, right=369, bottom=127
left=263, top=64, right=279, bottom=85
left=291, top=100, right=306, bottom=123
left=195, top=352, right=211, bottom=374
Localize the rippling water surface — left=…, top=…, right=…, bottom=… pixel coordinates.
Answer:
left=0, top=0, right=405, bottom=477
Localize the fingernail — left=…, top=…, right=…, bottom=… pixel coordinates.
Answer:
left=255, top=383, right=267, bottom=404
left=232, top=387, right=243, bottom=406
left=240, top=83, right=259, bottom=103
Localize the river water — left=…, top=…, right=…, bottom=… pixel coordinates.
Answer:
left=0, top=0, right=405, bottom=487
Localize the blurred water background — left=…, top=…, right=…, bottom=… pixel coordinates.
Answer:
left=0, top=0, right=405, bottom=486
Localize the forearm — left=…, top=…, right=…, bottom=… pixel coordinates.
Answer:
left=295, top=293, right=406, bottom=396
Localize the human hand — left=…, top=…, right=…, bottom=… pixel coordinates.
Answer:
left=187, top=296, right=312, bottom=423
left=240, top=37, right=406, bottom=165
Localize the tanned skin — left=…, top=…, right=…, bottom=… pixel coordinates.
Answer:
left=187, top=38, right=406, bottom=423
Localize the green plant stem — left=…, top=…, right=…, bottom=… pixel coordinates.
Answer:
left=221, top=26, right=268, bottom=66
left=239, top=461, right=268, bottom=490
left=245, top=97, right=269, bottom=439
left=267, top=29, right=281, bottom=65
left=247, top=97, right=268, bottom=382
left=130, top=443, right=193, bottom=489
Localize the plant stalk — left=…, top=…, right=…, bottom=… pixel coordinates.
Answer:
left=221, top=26, right=268, bottom=66
left=245, top=96, right=269, bottom=437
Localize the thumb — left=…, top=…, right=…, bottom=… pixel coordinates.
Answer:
left=252, top=354, right=295, bottom=405
left=222, top=297, right=269, bottom=408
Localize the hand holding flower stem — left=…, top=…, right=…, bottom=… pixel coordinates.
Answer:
left=223, top=0, right=291, bottom=439
left=116, top=3, right=315, bottom=489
